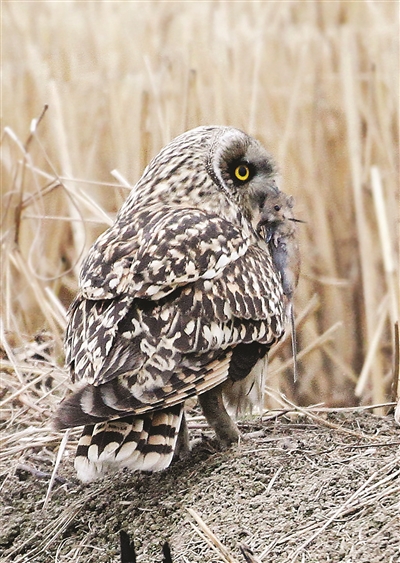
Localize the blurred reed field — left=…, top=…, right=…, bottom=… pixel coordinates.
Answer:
left=1, top=0, right=399, bottom=426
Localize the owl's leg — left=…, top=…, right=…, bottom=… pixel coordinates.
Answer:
left=198, top=384, right=240, bottom=445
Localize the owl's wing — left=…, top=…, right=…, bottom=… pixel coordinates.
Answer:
left=58, top=209, right=284, bottom=429
left=65, top=208, right=251, bottom=382
left=79, top=208, right=250, bottom=301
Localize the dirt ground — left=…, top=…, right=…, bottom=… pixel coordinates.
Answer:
left=1, top=410, right=399, bottom=563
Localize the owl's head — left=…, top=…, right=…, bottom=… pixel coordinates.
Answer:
left=128, top=126, right=280, bottom=230
left=205, top=127, right=280, bottom=226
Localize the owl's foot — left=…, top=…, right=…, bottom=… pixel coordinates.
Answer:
left=198, top=384, right=240, bottom=446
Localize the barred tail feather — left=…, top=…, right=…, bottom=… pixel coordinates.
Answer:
left=74, top=405, right=184, bottom=482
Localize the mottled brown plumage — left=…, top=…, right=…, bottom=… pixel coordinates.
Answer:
left=55, top=126, right=287, bottom=481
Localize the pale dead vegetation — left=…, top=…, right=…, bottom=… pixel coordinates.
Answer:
left=1, top=1, right=399, bottom=562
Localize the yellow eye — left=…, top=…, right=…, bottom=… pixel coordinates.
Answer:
left=234, top=164, right=250, bottom=182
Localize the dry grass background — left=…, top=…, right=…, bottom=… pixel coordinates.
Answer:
left=1, top=0, right=399, bottom=454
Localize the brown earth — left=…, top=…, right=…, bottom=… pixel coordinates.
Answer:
left=1, top=411, right=399, bottom=563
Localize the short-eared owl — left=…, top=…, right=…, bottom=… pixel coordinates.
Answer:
left=55, top=126, right=289, bottom=482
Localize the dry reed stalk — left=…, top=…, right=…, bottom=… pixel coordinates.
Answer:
left=355, top=295, right=389, bottom=398
left=262, top=391, right=396, bottom=436
left=42, top=428, right=70, bottom=509
left=370, top=166, right=399, bottom=327
left=187, top=508, right=240, bottom=563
